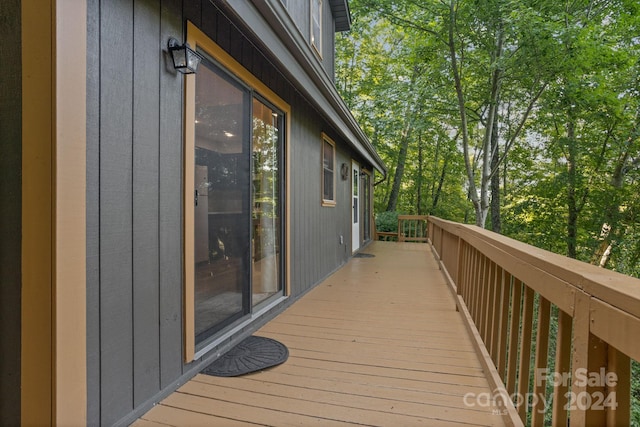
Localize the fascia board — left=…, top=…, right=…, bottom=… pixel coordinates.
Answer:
left=328, top=0, right=351, bottom=32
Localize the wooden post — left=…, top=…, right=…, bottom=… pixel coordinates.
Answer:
left=570, top=290, right=607, bottom=426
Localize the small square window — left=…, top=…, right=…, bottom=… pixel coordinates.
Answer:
left=311, top=0, right=322, bottom=57
left=321, top=133, right=335, bottom=206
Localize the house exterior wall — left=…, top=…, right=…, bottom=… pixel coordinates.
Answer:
left=86, top=0, right=374, bottom=425
left=0, top=1, right=22, bottom=424
left=280, top=0, right=337, bottom=80
left=86, top=0, right=185, bottom=424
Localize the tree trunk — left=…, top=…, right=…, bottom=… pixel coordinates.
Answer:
left=566, top=120, right=578, bottom=259
left=490, top=117, right=501, bottom=233
left=448, top=0, right=504, bottom=228
left=432, top=155, right=448, bottom=214
left=590, top=138, right=639, bottom=267
left=447, top=0, right=480, bottom=223
left=417, top=134, right=424, bottom=215
left=386, top=69, right=419, bottom=212
left=385, top=118, right=413, bottom=211
left=481, top=24, right=504, bottom=229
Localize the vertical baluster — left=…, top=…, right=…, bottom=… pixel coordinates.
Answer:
left=531, top=297, right=551, bottom=427
left=482, top=261, right=495, bottom=347
left=506, top=278, right=523, bottom=396
left=517, top=286, right=535, bottom=422
left=606, top=346, right=630, bottom=426
left=489, top=265, right=503, bottom=366
left=476, top=255, right=488, bottom=331
left=470, top=251, right=482, bottom=322
left=456, top=239, right=465, bottom=299
left=496, top=272, right=512, bottom=380
left=464, top=245, right=474, bottom=304
left=552, top=308, right=572, bottom=427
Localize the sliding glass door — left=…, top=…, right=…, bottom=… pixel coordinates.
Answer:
left=192, top=56, right=285, bottom=347
left=193, top=58, right=251, bottom=344
left=252, top=98, right=283, bottom=306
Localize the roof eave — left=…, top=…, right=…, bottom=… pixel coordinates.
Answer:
left=329, top=0, right=351, bottom=32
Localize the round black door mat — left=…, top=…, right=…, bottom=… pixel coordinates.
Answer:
left=354, top=253, right=375, bottom=258
left=201, top=335, right=289, bottom=377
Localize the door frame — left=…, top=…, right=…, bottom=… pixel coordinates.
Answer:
left=351, top=160, right=360, bottom=253
left=184, top=22, right=291, bottom=362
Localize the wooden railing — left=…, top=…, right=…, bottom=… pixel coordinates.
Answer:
left=375, top=215, right=429, bottom=242
left=428, top=216, right=640, bottom=427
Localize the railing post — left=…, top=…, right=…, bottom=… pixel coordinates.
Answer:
left=570, top=290, right=607, bottom=426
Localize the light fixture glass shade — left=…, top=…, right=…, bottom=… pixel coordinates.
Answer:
left=168, top=37, right=202, bottom=74
left=186, top=46, right=202, bottom=72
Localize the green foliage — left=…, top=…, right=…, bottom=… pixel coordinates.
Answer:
left=374, top=211, right=399, bottom=233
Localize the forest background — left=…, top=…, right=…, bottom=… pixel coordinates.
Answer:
left=335, top=1, right=640, bottom=422
left=336, top=0, right=640, bottom=276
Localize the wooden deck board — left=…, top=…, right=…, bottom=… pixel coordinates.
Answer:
left=135, top=242, right=506, bottom=426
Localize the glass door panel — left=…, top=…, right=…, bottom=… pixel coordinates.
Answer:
left=194, top=59, right=251, bottom=345
left=352, top=161, right=360, bottom=252
left=252, top=98, right=283, bottom=306
left=362, top=172, right=370, bottom=241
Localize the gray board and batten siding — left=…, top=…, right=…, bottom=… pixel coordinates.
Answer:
left=86, top=0, right=373, bottom=425
left=0, top=0, right=22, bottom=425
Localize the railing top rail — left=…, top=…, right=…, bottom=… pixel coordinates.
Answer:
left=398, top=214, right=429, bottom=220
left=427, top=215, right=640, bottom=319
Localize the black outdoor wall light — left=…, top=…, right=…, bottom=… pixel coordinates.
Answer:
left=168, top=37, right=203, bottom=74
left=340, top=163, right=350, bottom=180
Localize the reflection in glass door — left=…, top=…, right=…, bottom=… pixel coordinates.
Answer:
left=252, top=98, right=283, bottom=306
left=361, top=171, right=371, bottom=242
left=193, top=58, right=251, bottom=345
left=352, top=161, right=360, bottom=252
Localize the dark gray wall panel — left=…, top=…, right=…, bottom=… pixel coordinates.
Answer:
left=86, top=0, right=101, bottom=422
left=159, top=0, right=184, bottom=388
left=183, top=0, right=201, bottom=28
left=287, top=93, right=353, bottom=296
left=84, top=1, right=374, bottom=423
left=286, top=0, right=308, bottom=46
left=322, top=0, right=335, bottom=79
left=201, top=1, right=220, bottom=50
left=99, top=0, right=135, bottom=424
left=132, top=0, right=161, bottom=406
left=0, top=1, right=22, bottom=424
left=88, top=0, right=186, bottom=423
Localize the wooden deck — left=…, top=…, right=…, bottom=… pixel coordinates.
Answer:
left=134, top=242, right=505, bottom=426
